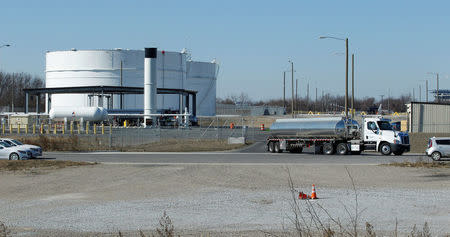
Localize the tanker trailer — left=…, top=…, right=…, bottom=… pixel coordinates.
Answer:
left=266, top=116, right=410, bottom=156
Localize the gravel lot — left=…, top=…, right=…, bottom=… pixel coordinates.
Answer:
left=0, top=163, right=449, bottom=236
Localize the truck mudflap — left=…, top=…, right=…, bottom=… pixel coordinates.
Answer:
left=391, top=144, right=410, bottom=153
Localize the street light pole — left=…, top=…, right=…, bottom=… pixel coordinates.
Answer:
left=290, top=61, right=294, bottom=117
left=319, top=36, right=349, bottom=118
left=427, top=72, right=440, bottom=103
left=283, top=71, right=286, bottom=110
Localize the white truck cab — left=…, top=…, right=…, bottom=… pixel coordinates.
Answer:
left=362, top=117, right=410, bottom=155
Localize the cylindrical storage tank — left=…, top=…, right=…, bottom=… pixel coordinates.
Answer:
left=45, top=49, right=186, bottom=112
left=186, top=61, right=218, bottom=116
left=269, top=117, right=359, bottom=138
left=49, top=107, right=108, bottom=121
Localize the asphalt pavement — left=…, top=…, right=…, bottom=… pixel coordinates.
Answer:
left=43, top=142, right=428, bottom=165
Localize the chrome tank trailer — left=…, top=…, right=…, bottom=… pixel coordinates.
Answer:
left=269, top=117, right=360, bottom=139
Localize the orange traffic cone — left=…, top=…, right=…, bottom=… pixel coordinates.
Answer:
left=298, top=191, right=308, bottom=200
left=310, top=184, right=318, bottom=199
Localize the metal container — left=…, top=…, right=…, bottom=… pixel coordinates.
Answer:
left=269, top=117, right=359, bottom=138
left=49, top=107, right=108, bottom=121
left=186, top=61, right=218, bottom=116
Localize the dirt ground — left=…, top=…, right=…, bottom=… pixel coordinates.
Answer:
left=0, top=163, right=449, bottom=236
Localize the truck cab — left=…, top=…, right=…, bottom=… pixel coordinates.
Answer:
left=362, top=117, right=410, bottom=155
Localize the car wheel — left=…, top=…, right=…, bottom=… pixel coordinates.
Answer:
left=323, top=143, right=334, bottom=155
left=380, top=143, right=392, bottom=155
left=9, top=153, right=20, bottom=160
left=431, top=151, right=441, bottom=161
left=336, top=143, right=348, bottom=155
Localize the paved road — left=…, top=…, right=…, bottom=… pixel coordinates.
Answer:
left=44, top=149, right=428, bottom=165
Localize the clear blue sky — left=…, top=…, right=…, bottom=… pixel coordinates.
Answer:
left=1, top=0, right=449, bottom=101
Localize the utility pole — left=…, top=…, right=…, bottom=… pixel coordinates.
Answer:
left=290, top=61, right=294, bottom=117
left=437, top=73, right=440, bottom=103
left=380, top=95, right=384, bottom=107
left=321, top=90, right=324, bottom=112
left=345, top=38, right=349, bottom=118
left=295, top=79, right=298, bottom=112
left=283, top=71, right=286, bottom=110
left=315, top=87, right=318, bottom=112
left=419, top=85, right=422, bottom=102
left=351, top=53, right=355, bottom=119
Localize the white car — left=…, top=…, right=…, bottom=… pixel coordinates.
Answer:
left=0, top=138, right=42, bottom=158
left=0, top=141, right=30, bottom=160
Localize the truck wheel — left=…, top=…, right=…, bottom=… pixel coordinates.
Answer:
left=336, top=143, right=348, bottom=155
left=268, top=142, right=275, bottom=153
left=431, top=151, right=441, bottom=161
left=323, top=143, right=334, bottom=155
left=274, top=142, right=282, bottom=153
left=380, top=143, right=392, bottom=155
left=393, top=151, right=404, bottom=156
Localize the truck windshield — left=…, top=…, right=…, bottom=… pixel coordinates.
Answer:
left=377, top=121, right=392, bottom=130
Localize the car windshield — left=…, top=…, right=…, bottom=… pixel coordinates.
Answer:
left=4, top=140, right=16, bottom=146
left=12, top=140, right=23, bottom=145
left=0, top=141, right=11, bottom=147
left=377, top=121, right=393, bottom=130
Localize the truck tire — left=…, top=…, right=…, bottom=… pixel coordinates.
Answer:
left=431, top=151, right=441, bottom=161
left=268, top=142, right=275, bottom=153
left=274, top=142, right=282, bottom=153
left=336, top=143, right=348, bottom=155
left=380, top=143, right=392, bottom=155
left=323, top=143, right=334, bottom=155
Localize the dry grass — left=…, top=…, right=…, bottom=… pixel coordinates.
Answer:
left=0, top=160, right=96, bottom=172
left=382, top=161, right=450, bottom=168
left=118, top=139, right=249, bottom=152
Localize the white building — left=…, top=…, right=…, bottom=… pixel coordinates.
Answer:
left=45, top=49, right=218, bottom=116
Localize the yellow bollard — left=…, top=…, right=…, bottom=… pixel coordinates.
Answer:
left=70, top=123, right=73, bottom=134
left=86, top=122, right=89, bottom=134
left=2, top=124, right=4, bottom=134
left=25, top=125, right=28, bottom=134
left=33, top=124, right=36, bottom=134
left=54, top=124, right=57, bottom=134
left=17, top=124, right=20, bottom=134
left=40, top=124, right=43, bottom=134
left=77, top=123, right=80, bottom=134
left=93, top=124, right=97, bottom=134
left=110, top=124, right=112, bottom=135
left=101, top=124, right=104, bottom=135
left=62, top=124, right=65, bottom=134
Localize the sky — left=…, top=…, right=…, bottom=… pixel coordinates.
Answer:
left=0, top=0, right=449, bottom=101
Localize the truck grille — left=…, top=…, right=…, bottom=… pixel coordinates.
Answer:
left=401, top=136, right=410, bottom=145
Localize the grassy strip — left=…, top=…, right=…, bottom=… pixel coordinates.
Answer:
left=0, top=160, right=97, bottom=172
left=382, top=161, right=450, bottom=168
left=118, top=139, right=249, bottom=152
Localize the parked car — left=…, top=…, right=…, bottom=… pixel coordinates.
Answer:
left=426, top=137, right=450, bottom=161
left=0, top=138, right=42, bottom=158
left=0, top=141, right=31, bottom=160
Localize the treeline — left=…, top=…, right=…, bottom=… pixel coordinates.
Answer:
left=0, top=71, right=44, bottom=112
left=217, top=92, right=416, bottom=113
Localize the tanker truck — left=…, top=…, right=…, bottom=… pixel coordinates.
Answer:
left=266, top=117, right=410, bottom=155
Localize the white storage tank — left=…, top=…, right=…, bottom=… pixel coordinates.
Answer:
left=45, top=48, right=216, bottom=116
left=49, top=107, right=108, bottom=121
left=186, top=61, right=218, bottom=116
left=45, top=49, right=187, bottom=112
